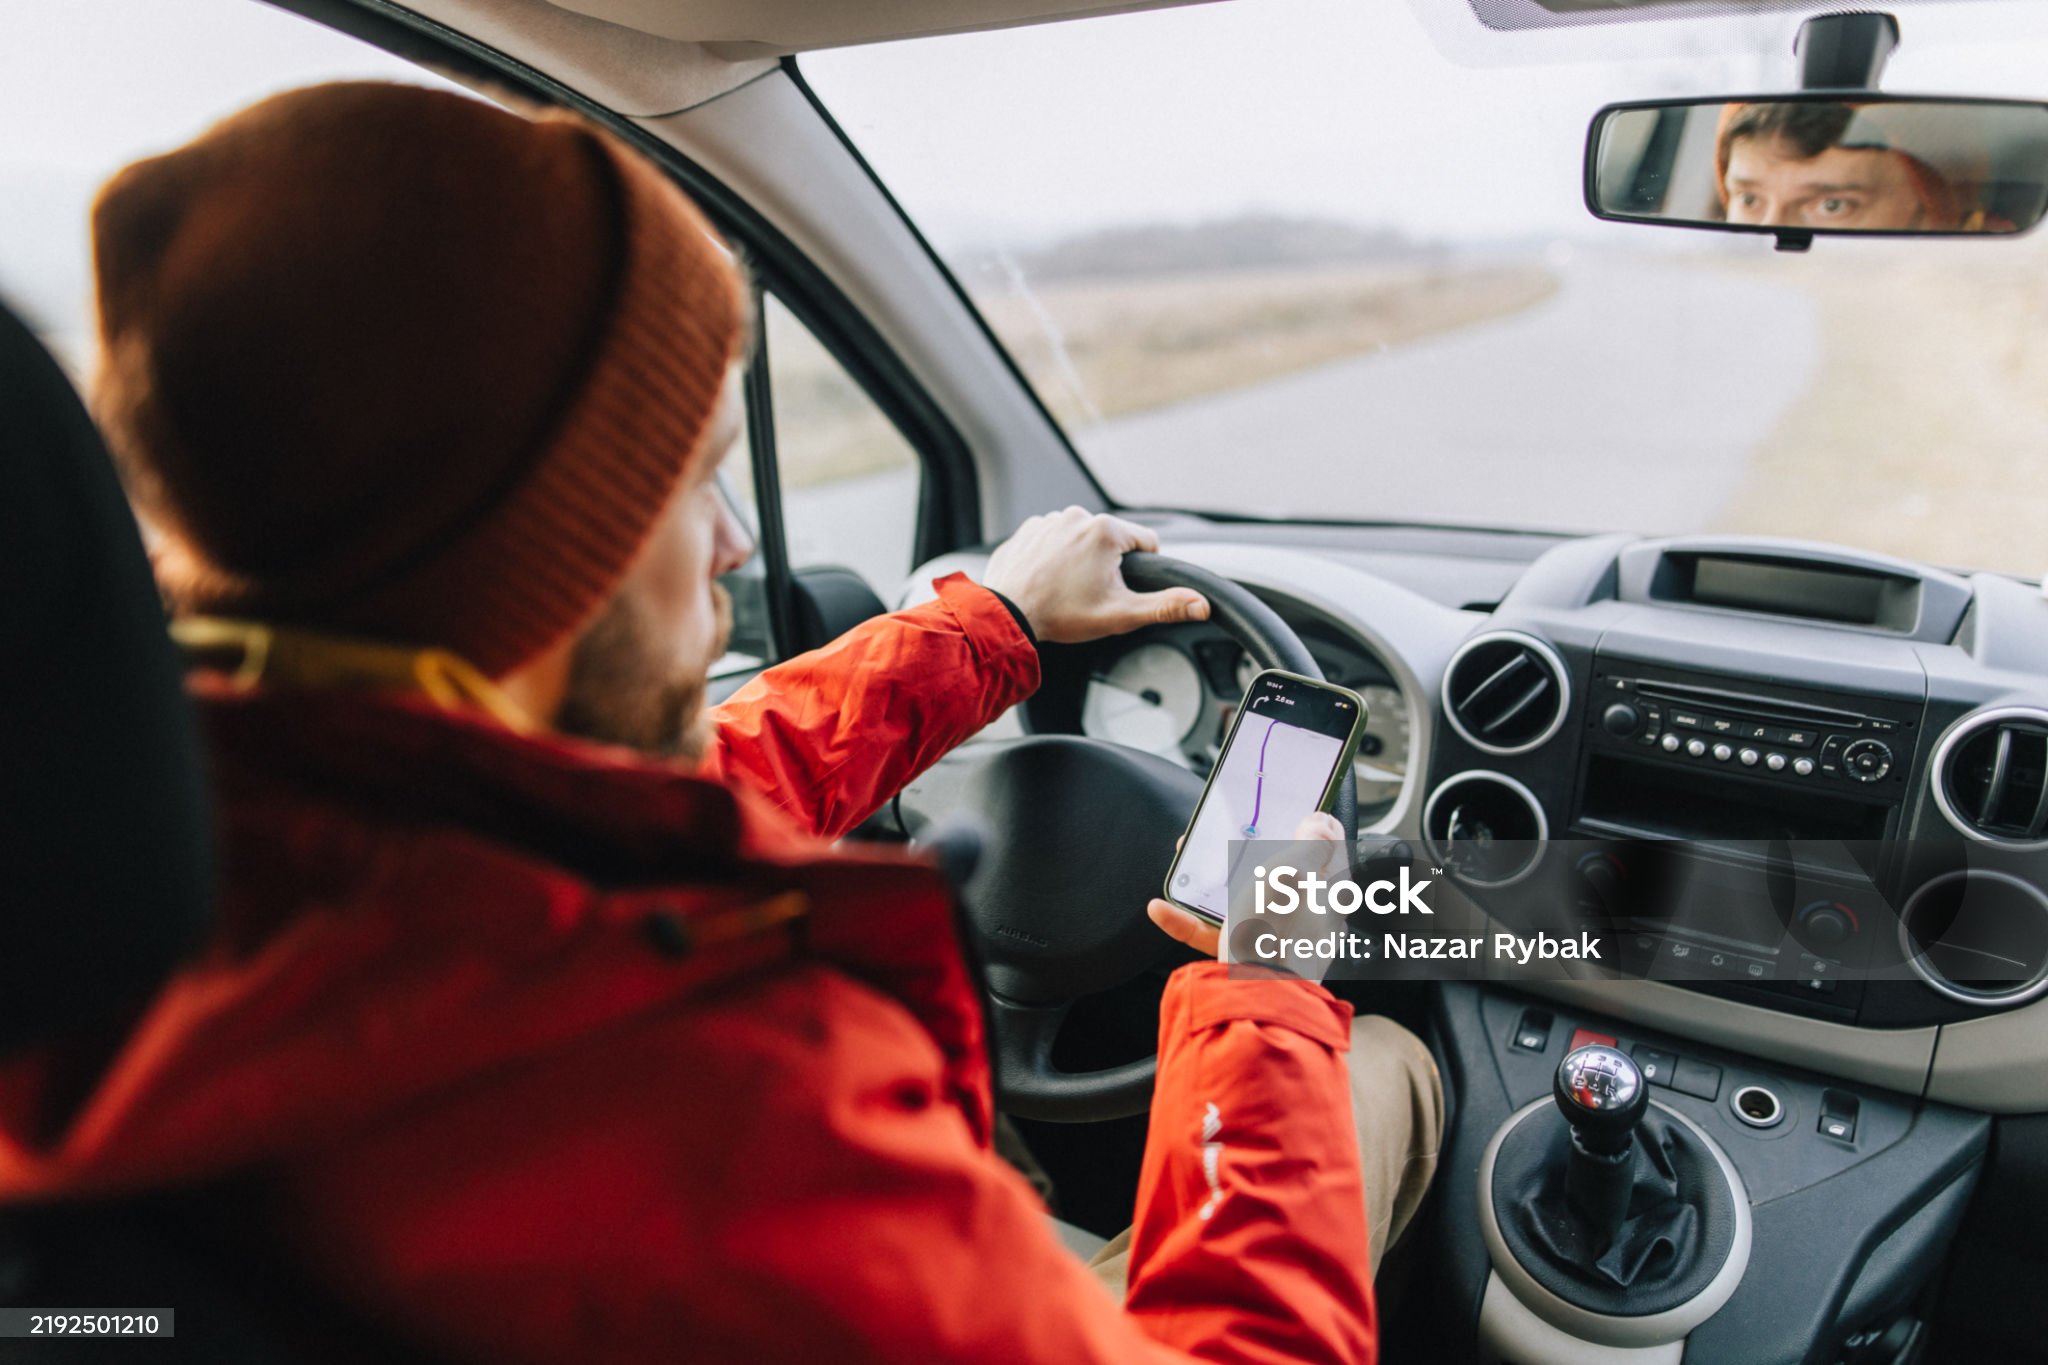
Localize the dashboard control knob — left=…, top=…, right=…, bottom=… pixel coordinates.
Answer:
left=1842, top=738, right=1893, bottom=783
left=1793, top=757, right=1816, bottom=776
left=1661, top=734, right=1682, bottom=752
left=1575, top=851, right=1625, bottom=911
left=1601, top=702, right=1641, bottom=737
left=1739, top=747, right=1760, bottom=766
left=1685, top=738, right=1708, bottom=757
left=1711, top=742, right=1733, bottom=761
left=1765, top=752, right=1787, bottom=771
left=1795, top=899, right=1858, bottom=949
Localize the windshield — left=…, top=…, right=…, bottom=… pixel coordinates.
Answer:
left=805, top=0, right=2048, bottom=576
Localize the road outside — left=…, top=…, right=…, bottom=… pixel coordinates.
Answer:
left=1076, top=256, right=1820, bottom=536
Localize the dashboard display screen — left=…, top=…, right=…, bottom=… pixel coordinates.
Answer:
left=1690, top=556, right=1889, bottom=626
left=1167, top=672, right=1359, bottom=921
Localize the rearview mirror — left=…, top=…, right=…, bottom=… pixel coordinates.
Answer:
left=1586, top=96, right=2048, bottom=245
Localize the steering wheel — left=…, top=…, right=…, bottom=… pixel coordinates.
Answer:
left=945, top=552, right=1355, bottom=1123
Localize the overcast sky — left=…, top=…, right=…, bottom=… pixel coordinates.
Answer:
left=6, top=0, right=2048, bottom=338
left=804, top=0, right=2048, bottom=246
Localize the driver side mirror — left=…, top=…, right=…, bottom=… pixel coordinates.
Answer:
left=1585, top=95, right=2048, bottom=248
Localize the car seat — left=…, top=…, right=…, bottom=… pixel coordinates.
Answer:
left=0, top=299, right=426, bottom=1362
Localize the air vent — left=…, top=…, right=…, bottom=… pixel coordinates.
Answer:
left=1422, top=770, right=1548, bottom=887
left=1442, top=632, right=1570, bottom=755
left=1933, top=708, right=2048, bottom=847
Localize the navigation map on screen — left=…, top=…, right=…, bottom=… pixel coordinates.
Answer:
left=1169, top=675, right=1356, bottom=921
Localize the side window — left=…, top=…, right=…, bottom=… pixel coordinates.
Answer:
left=765, top=294, right=921, bottom=592
left=714, top=291, right=924, bottom=678
left=712, top=442, right=774, bottom=675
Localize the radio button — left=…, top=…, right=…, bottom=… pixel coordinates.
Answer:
left=1707, top=717, right=1737, bottom=734
left=1843, top=738, right=1893, bottom=782
left=1793, top=757, right=1816, bottom=776
left=1686, top=738, right=1708, bottom=757
left=1739, top=747, right=1760, bottom=766
left=1711, top=742, right=1733, bottom=761
left=1661, top=733, right=1682, bottom=752
left=1670, top=711, right=1703, bottom=730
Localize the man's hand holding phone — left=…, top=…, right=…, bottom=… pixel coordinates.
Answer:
left=1149, top=811, right=1348, bottom=967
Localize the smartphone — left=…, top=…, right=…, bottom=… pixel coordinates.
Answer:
left=1162, top=669, right=1367, bottom=924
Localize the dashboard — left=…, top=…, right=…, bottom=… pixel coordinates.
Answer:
left=909, top=524, right=2048, bottom=1114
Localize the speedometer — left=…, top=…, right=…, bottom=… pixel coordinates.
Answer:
left=1081, top=643, right=1205, bottom=764
left=1354, top=683, right=1409, bottom=815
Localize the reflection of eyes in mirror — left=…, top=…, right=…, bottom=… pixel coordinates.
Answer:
left=1720, top=105, right=1975, bottom=232
left=1724, top=141, right=1922, bottom=230
left=1591, top=98, right=2048, bottom=237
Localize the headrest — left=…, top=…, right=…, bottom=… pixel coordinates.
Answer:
left=0, top=299, right=211, bottom=1051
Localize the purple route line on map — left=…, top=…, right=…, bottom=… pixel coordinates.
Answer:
left=1244, top=716, right=1279, bottom=836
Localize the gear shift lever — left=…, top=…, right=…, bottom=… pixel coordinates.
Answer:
left=1553, top=1044, right=1648, bottom=1247
left=1486, top=1040, right=1744, bottom=1322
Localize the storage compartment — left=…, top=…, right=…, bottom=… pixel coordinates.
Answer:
left=1578, top=753, right=1892, bottom=844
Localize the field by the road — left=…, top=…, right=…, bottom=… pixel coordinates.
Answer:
left=972, top=261, right=1562, bottom=434
left=1707, top=247, right=2048, bottom=578
left=770, top=260, right=1561, bottom=489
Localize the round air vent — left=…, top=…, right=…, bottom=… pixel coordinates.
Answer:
left=1898, top=870, right=2048, bottom=1008
left=1441, top=632, right=1570, bottom=756
left=1422, top=770, right=1548, bottom=887
left=1932, top=707, right=2048, bottom=848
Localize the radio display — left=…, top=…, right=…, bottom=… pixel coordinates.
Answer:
left=1689, top=556, right=1890, bottom=626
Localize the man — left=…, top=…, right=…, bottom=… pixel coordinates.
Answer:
left=0, top=83, right=1438, bottom=1362
left=1717, top=101, right=1964, bottom=231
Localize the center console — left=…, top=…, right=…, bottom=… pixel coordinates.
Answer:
left=1435, top=985, right=1989, bottom=1365
left=1578, top=663, right=1919, bottom=843
left=1409, top=536, right=2039, bottom=1361
left=1567, top=656, right=1941, bottom=1028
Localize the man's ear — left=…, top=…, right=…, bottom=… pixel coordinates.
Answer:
left=495, top=622, right=580, bottom=732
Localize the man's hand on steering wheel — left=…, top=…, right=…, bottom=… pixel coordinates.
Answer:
left=983, top=508, right=1210, bottom=642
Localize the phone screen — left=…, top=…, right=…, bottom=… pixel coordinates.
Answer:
left=1165, top=671, right=1363, bottom=923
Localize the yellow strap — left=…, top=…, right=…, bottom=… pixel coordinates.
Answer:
left=171, top=617, right=536, bottom=734
left=692, top=891, right=810, bottom=950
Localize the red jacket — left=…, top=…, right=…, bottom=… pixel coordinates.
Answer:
left=0, top=573, right=1375, bottom=1363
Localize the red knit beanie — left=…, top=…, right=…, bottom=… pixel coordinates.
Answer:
left=91, top=81, right=746, bottom=678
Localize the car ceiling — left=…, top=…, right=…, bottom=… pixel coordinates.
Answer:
left=540, top=0, right=1227, bottom=57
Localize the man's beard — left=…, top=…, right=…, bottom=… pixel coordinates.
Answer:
left=554, top=582, right=731, bottom=760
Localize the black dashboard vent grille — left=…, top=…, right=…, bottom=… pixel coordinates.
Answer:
left=1442, top=633, right=1569, bottom=755
left=1939, top=710, right=2048, bottom=845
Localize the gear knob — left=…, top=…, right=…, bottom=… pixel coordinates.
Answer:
left=1554, top=1044, right=1647, bottom=1156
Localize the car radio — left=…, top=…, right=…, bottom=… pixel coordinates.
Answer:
left=1586, top=673, right=1914, bottom=790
